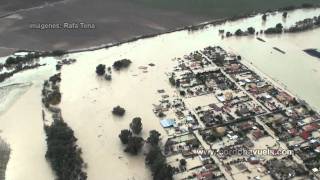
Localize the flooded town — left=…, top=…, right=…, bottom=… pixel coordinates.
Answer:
left=0, top=2, right=320, bottom=180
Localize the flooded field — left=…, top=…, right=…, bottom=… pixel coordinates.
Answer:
left=0, top=7, right=319, bottom=180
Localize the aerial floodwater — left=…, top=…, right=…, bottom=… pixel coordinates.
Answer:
left=0, top=7, right=320, bottom=180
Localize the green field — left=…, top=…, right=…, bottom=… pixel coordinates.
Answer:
left=132, top=0, right=320, bottom=18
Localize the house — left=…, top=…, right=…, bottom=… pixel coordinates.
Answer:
left=197, top=171, right=213, bottom=180
left=302, top=123, right=319, bottom=132
left=160, top=119, right=175, bottom=128
left=199, top=154, right=211, bottom=164
left=252, top=129, right=263, bottom=140
left=248, top=156, right=260, bottom=164
left=288, top=128, right=298, bottom=136
left=300, top=131, right=310, bottom=140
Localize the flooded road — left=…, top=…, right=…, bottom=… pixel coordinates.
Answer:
left=0, top=7, right=319, bottom=180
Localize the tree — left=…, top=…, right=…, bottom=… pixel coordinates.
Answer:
left=145, top=146, right=174, bottom=180
left=180, top=159, right=187, bottom=166
left=262, top=14, right=267, bottom=21
left=179, top=90, right=186, bottom=96
left=145, top=141, right=173, bottom=180
left=234, top=29, right=243, bottom=36
left=124, top=136, right=144, bottom=155
left=226, top=32, right=232, bottom=37
left=247, top=27, right=255, bottom=35
left=104, top=74, right=112, bottom=81
left=169, top=75, right=175, bottom=86
left=51, top=50, right=66, bottom=56
left=113, top=59, right=132, bottom=70
left=276, top=23, right=283, bottom=30
left=145, top=146, right=163, bottom=165
left=112, top=106, right=126, bottom=116
left=119, top=129, right=132, bottom=144
left=282, top=12, right=288, bottom=18
left=147, top=130, right=161, bottom=146
left=96, top=64, right=106, bottom=76
left=47, top=91, right=62, bottom=105
left=130, top=117, right=143, bottom=134
left=154, top=164, right=174, bottom=180
left=175, top=79, right=180, bottom=87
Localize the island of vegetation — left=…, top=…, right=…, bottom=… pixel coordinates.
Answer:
left=223, top=13, right=320, bottom=39
left=42, top=72, right=87, bottom=180
left=0, top=52, right=43, bottom=82
left=118, top=117, right=174, bottom=179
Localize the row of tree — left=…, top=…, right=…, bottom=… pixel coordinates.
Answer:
left=42, top=74, right=87, bottom=180
left=0, top=63, right=42, bottom=83
left=231, top=23, right=284, bottom=37
left=4, top=53, right=41, bottom=67
left=145, top=130, right=174, bottom=180
left=45, top=120, right=87, bottom=180
left=264, top=23, right=284, bottom=34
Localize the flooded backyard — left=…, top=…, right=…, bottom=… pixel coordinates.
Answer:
left=0, top=7, right=319, bottom=180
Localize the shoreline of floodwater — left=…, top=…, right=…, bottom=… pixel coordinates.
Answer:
left=1, top=5, right=319, bottom=58
left=67, top=6, right=320, bottom=55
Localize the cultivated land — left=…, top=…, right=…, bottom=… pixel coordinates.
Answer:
left=0, top=5, right=320, bottom=180
left=0, top=0, right=319, bottom=56
left=133, top=0, right=318, bottom=17
left=0, top=0, right=62, bottom=14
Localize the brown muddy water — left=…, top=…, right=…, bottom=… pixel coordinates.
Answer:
left=0, top=8, right=319, bottom=180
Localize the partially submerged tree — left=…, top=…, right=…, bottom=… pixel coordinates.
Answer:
left=247, top=27, right=256, bottom=35
left=119, top=129, right=132, bottom=144
left=226, top=31, right=232, bottom=37
left=47, top=91, right=62, bottom=105
left=262, top=14, right=267, bottom=21
left=104, top=74, right=112, bottom=81
left=96, top=64, right=106, bottom=76
left=234, top=29, right=243, bottom=36
left=276, top=23, right=283, bottom=30
left=112, top=106, right=126, bottom=116
left=180, top=159, right=187, bottom=166
left=45, top=120, right=87, bottom=180
left=147, top=130, right=161, bottom=147
left=264, top=23, right=283, bottom=34
left=283, top=12, right=288, bottom=18
left=145, top=146, right=174, bottom=180
left=130, top=117, right=143, bottom=134
left=113, top=59, right=132, bottom=70
left=169, top=74, right=176, bottom=86
left=124, top=136, right=144, bottom=155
